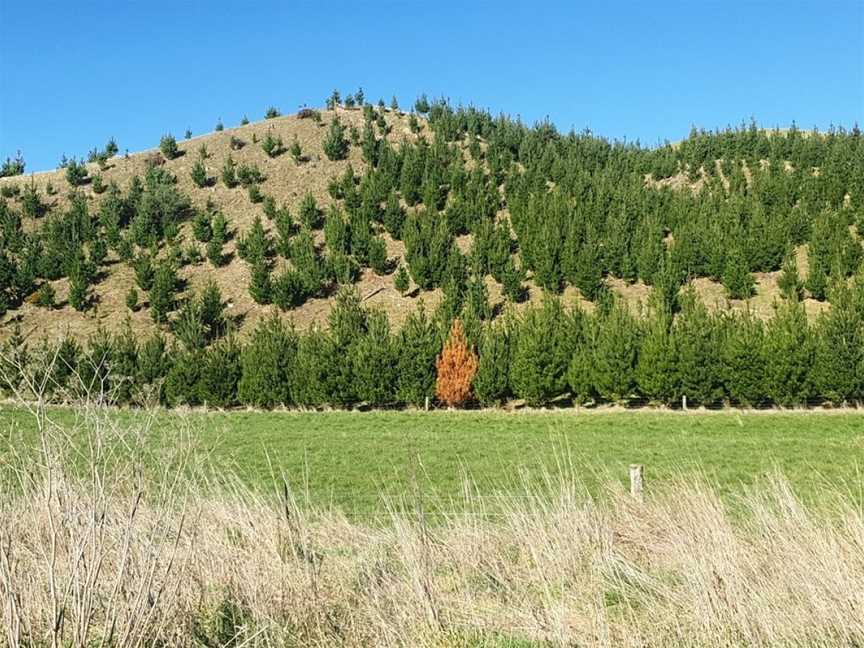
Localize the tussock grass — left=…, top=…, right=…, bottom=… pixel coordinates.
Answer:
left=2, top=404, right=863, bottom=647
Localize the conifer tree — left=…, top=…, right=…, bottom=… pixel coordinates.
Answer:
left=196, top=337, right=241, bottom=407
left=368, top=236, right=388, bottom=274
left=383, top=191, right=405, bottom=239
left=473, top=318, right=512, bottom=406
left=290, top=136, right=303, bottom=165
left=237, top=315, right=297, bottom=407
left=394, top=264, right=410, bottom=295
left=261, top=130, right=284, bottom=158
left=510, top=298, right=579, bottom=406
left=68, top=271, right=90, bottom=312
left=221, top=156, right=238, bottom=188
left=763, top=297, right=815, bottom=405
left=673, top=289, right=722, bottom=405
left=635, top=311, right=677, bottom=404
left=777, top=250, right=804, bottom=300
left=501, top=258, right=526, bottom=303
left=322, top=117, right=349, bottom=161
left=125, top=287, right=138, bottom=312
left=395, top=303, right=440, bottom=405
left=590, top=302, right=640, bottom=402
left=249, top=260, right=272, bottom=304
left=159, top=134, right=179, bottom=160
left=722, top=245, right=755, bottom=299
left=149, top=262, right=178, bottom=324
left=351, top=310, right=397, bottom=406
left=190, top=160, right=209, bottom=188
left=299, top=192, right=321, bottom=229
left=571, top=235, right=604, bottom=301
left=720, top=312, right=767, bottom=406
left=811, top=280, right=864, bottom=403
left=435, top=319, right=479, bottom=407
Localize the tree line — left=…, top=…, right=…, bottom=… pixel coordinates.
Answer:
left=4, top=276, right=864, bottom=409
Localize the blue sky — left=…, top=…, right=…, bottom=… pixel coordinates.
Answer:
left=1, top=0, right=862, bottom=172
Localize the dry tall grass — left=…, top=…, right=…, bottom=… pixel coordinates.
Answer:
left=1, top=364, right=863, bottom=646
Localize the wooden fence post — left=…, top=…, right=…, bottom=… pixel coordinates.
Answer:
left=629, top=464, right=644, bottom=502
left=424, top=396, right=430, bottom=412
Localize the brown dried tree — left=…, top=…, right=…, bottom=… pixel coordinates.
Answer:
left=435, top=318, right=479, bottom=408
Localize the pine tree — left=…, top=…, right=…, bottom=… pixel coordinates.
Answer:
left=383, top=191, right=405, bottom=239
left=571, top=236, right=604, bottom=301
left=299, top=193, right=321, bottom=229
left=720, top=312, right=767, bottom=406
left=722, top=245, right=755, bottom=299
left=650, top=254, right=682, bottom=316
left=351, top=310, right=397, bottom=406
left=510, top=298, right=579, bottom=406
left=272, top=269, right=306, bottom=311
left=501, top=258, right=526, bottom=303
left=125, top=287, right=139, bottom=312
left=634, top=311, right=677, bottom=404
left=237, top=216, right=273, bottom=265
left=368, top=236, right=388, bottom=274
left=164, top=348, right=203, bottom=406
left=237, top=315, right=298, bottom=407
left=249, top=261, right=272, bottom=304
left=261, top=130, right=284, bottom=158
left=777, top=250, right=804, bottom=300
left=221, top=156, right=238, bottom=188
left=322, top=117, right=349, bottom=161
left=763, top=297, right=815, bottom=405
left=149, top=262, right=178, bottom=324
left=197, top=337, right=241, bottom=407
left=68, top=270, right=90, bottom=312
left=159, top=134, right=179, bottom=160
left=36, top=283, right=56, bottom=309
left=590, top=302, right=640, bottom=402
left=192, top=211, right=212, bottom=242
left=673, top=289, right=722, bottom=405
left=811, top=280, right=864, bottom=403
left=290, top=136, right=303, bottom=165
left=473, top=319, right=512, bottom=406
left=395, top=303, right=440, bottom=405
left=435, top=319, right=479, bottom=407
left=191, top=160, right=209, bottom=188
left=394, top=264, right=410, bottom=295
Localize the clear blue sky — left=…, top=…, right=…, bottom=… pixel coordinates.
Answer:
left=1, top=0, right=862, bottom=172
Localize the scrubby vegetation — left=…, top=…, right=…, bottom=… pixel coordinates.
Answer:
left=0, top=93, right=862, bottom=409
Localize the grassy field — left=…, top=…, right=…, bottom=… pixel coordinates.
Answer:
left=2, top=406, right=863, bottom=515
left=4, top=405, right=864, bottom=645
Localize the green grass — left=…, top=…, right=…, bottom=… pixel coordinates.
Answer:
left=2, top=406, right=863, bottom=516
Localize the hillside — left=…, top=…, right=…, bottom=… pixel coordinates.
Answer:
left=0, top=106, right=436, bottom=342
left=2, top=102, right=855, bottom=346
left=0, top=95, right=863, bottom=409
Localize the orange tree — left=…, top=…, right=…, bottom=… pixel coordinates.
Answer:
left=435, top=318, right=479, bottom=407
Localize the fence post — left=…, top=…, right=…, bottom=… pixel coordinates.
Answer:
left=424, top=396, right=430, bottom=412
left=682, top=394, right=688, bottom=411
left=629, top=464, right=644, bottom=502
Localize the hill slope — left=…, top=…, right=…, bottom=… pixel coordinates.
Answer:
left=0, top=103, right=858, bottom=345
